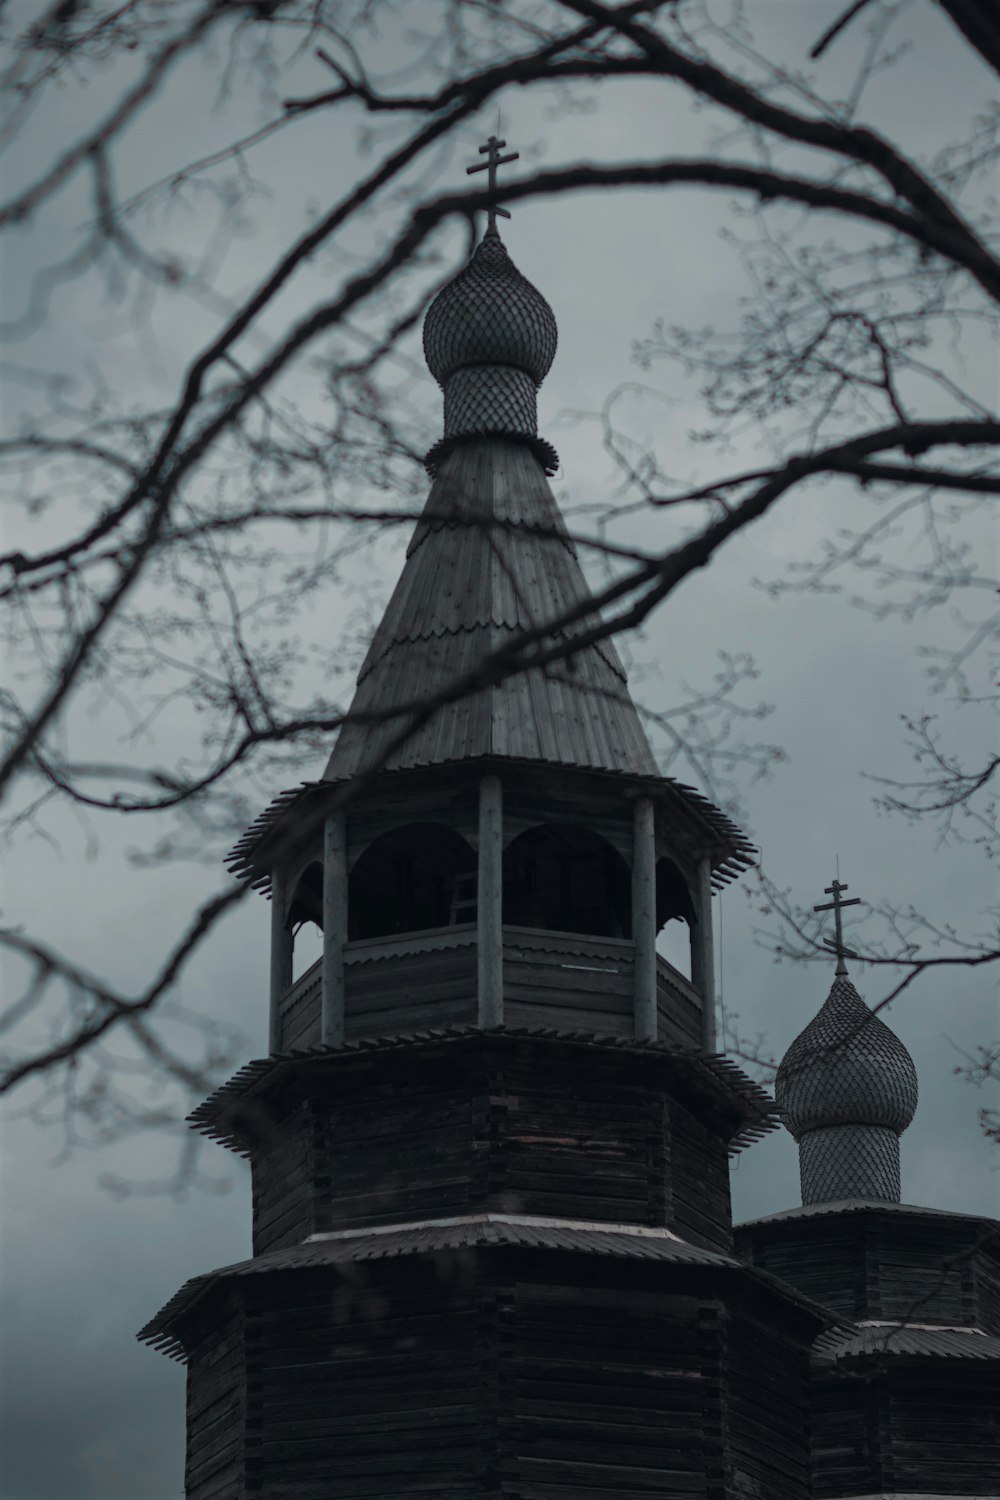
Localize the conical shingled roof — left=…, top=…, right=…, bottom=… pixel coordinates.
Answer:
left=324, top=438, right=660, bottom=780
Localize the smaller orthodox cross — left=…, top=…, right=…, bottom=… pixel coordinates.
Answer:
left=467, top=134, right=519, bottom=232
left=814, top=877, right=862, bottom=976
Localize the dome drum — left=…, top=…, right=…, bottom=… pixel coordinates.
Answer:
left=443, top=364, right=538, bottom=440
left=798, top=1123, right=902, bottom=1205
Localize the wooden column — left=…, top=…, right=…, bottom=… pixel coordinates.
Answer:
left=691, top=854, right=717, bottom=1052
left=632, top=796, right=657, bottom=1042
left=268, top=864, right=292, bottom=1054
left=477, top=774, right=503, bottom=1027
left=321, top=810, right=348, bottom=1048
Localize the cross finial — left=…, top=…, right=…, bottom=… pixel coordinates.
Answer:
left=813, top=877, right=863, bottom=976
left=466, top=134, right=519, bottom=234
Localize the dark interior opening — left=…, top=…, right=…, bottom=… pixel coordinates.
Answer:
left=656, top=857, right=696, bottom=933
left=655, top=856, right=696, bottom=979
left=288, top=860, right=324, bottom=930
left=348, top=823, right=477, bottom=941
left=288, top=860, right=324, bottom=979
left=502, top=823, right=631, bottom=938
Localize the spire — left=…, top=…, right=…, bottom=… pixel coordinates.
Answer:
left=323, top=439, right=659, bottom=781
left=775, top=881, right=918, bottom=1206
left=324, top=163, right=659, bottom=783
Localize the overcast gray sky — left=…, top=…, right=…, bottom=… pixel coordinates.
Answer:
left=1, top=4, right=997, bottom=1497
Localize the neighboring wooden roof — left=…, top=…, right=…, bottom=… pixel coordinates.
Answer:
left=324, top=438, right=660, bottom=781
left=814, top=1323, right=1000, bottom=1362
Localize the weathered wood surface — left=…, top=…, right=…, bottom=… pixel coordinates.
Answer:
left=477, top=774, right=503, bottom=1026
left=248, top=1037, right=739, bottom=1254
left=179, top=1248, right=823, bottom=1500
left=277, top=928, right=694, bottom=1048
left=725, top=1313, right=812, bottom=1499
left=185, top=1312, right=244, bottom=1500
left=811, top=1362, right=1000, bottom=1498
left=736, top=1208, right=992, bottom=1326
left=241, top=1265, right=485, bottom=1498
left=503, top=927, right=634, bottom=1036
left=656, top=957, right=703, bottom=1051
left=668, top=1098, right=733, bottom=1253
left=278, top=959, right=321, bottom=1050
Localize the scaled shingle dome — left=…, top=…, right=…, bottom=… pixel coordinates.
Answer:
left=423, top=226, right=557, bottom=386
left=776, top=975, right=918, bottom=1138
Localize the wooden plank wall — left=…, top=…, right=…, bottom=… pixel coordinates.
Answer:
left=345, top=938, right=477, bottom=1038
left=875, top=1220, right=975, bottom=1325
left=279, top=960, right=322, bottom=1050
left=185, top=1309, right=244, bottom=1500
left=240, top=1264, right=486, bottom=1499
left=656, top=958, right=703, bottom=1050
left=811, top=1371, right=882, bottom=1497
left=668, top=1097, right=733, bottom=1252
left=812, top=1363, right=1000, bottom=1498
left=248, top=1039, right=738, bottom=1247
left=888, top=1364, right=1000, bottom=1492
left=277, top=931, right=709, bottom=1049
left=739, top=1216, right=983, bottom=1325
left=503, top=928, right=634, bottom=1035
left=311, top=1067, right=480, bottom=1231
left=725, top=1312, right=812, bottom=1500
left=978, top=1242, right=1000, bottom=1332
left=252, top=1103, right=316, bottom=1255
left=735, top=1220, right=864, bottom=1319
left=506, top=1278, right=716, bottom=1497
left=494, top=1048, right=668, bottom=1225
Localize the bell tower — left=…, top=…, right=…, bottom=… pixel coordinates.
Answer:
left=140, top=154, right=830, bottom=1500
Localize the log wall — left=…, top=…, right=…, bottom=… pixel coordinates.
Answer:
left=669, top=1097, right=733, bottom=1252
left=656, top=958, right=703, bottom=1051
left=735, top=1210, right=989, bottom=1325
left=184, top=1308, right=244, bottom=1500
left=241, top=1265, right=485, bottom=1499
left=248, top=1039, right=738, bottom=1254
left=503, top=927, right=634, bottom=1035
left=725, top=1311, right=812, bottom=1499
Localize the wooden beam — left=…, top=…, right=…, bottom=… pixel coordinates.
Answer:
left=268, top=864, right=292, bottom=1053
left=321, top=810, right=348, bottom=1047
left=691, top=855, right=717, bottom=1051
left=477, top=774, right=503, bottom=1027
left=632, top=797, right=657, bottom=1041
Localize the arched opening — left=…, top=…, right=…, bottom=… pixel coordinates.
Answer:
left=289, top=860, right=324, bottom=979
left=655, top=856, right=696, bottom=980
left=503, top=823, right=630, bottom=938
left=348, top=823, right=477, bottom=941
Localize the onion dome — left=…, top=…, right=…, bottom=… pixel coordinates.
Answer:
left=423, top=227, right=559, bottom=475
left=776, top=973, right=918, bottom=1206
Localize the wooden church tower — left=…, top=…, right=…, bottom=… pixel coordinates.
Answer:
left=141, top=144, right=1000, bottom=1499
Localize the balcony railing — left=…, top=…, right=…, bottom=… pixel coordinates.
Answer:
left=276, top=926, right=704, bottom=1051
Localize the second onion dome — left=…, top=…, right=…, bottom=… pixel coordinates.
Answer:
left=423, top=226, right=559, bottom=474
left=776, top=971, right=918, bottom=1207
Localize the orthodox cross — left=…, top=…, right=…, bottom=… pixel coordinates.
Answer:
left=814, top=877, right=862, bottom=976
left=467, top=134, right=519, bottom=232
